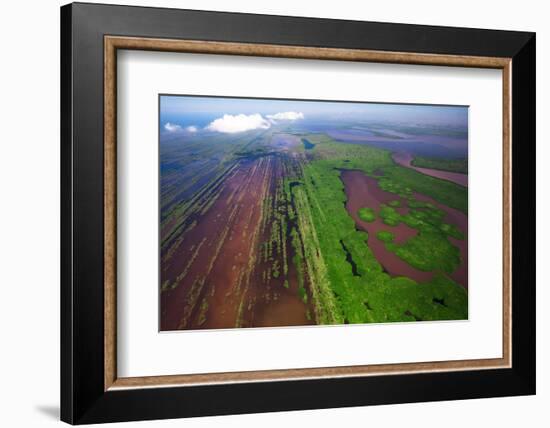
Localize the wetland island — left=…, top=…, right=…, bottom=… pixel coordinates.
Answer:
left=159, top=95, right=469, bottom=331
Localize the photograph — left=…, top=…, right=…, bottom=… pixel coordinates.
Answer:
left=159, top=95, right=469, bottom=331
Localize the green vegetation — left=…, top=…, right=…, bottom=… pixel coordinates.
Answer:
left=391, top=204, right=463, bottom=272
left=408, top=199, right=435, bottom=209
left=379, top=204, right=401, bottom=226
left=162, top=126, right=468, bottom=329
left=412, top=156, right=468, bottom=174
left=197, top=298, right=209, bottom=326
left=283, top=134, right=467, bottom=323
left=358, top=207, right=376, bottom=222
left=298, top=286, right=308, bottom=303
left=440, top=223, right=464, bottom=240
left=378, top=166, right=468, bottom=213
left=359, top=196, right=463, bottom=273
left=390, top=232, right=460, bottom=273
left=376, top=230, right=395, bottom=243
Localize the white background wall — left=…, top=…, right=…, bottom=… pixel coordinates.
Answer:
left=0, top=0, right=545, bottom=426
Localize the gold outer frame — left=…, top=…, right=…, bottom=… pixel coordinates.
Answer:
left=104, top=36, right=512, bottom=391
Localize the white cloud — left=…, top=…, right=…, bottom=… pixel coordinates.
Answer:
left=185, top=125, right=198, bottom=133
left=205, top=113, right=271, bottom=133
left=204, top=111, right=305, bottom=133
left=164, top=122, right=182, bottom=132
left=266, top=111, right=305, bottom=121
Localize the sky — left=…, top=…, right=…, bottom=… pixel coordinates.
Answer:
left=159, top=95, right=468, bottom=135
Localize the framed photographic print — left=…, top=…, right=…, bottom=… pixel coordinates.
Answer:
left=60, top=2, right=536, bottom=424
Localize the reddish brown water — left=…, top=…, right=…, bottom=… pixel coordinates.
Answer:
left=341, top=170, right=433, bottom=283
left=161, top=155, right=312, bottom=331
left=393, top=152, right=468, bottom=187
left=340, top=170, right=468, bottom=289
left=241, top=155, right=314, bottom=328
left=160, top=158, right=266, bottom=330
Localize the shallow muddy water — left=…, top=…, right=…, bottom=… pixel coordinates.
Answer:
left=340, top=169, right=468, bottom=288
left=340, top=170, right=433, bottom=283
left=161, top=155, right=312, bottom=331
